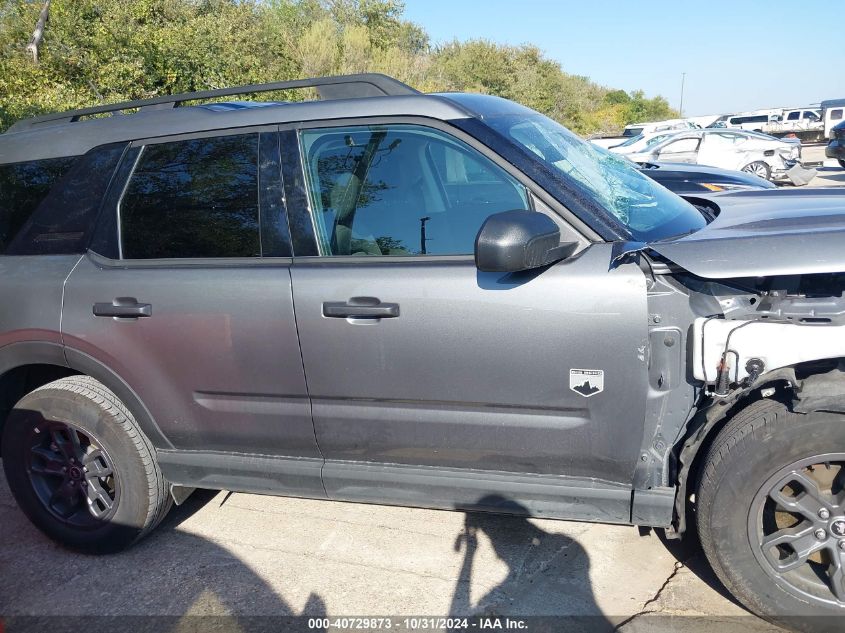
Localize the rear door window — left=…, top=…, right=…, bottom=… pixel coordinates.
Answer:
left=659, top=137, right=700, bottom=154
left=119, top=134, right=261, bottom=259
left=0, top=156, right=77, bottom=253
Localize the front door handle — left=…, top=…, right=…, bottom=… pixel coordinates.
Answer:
left=93, top=298, right=152, bottom=319
left=322, top=297, right=400, bottom=319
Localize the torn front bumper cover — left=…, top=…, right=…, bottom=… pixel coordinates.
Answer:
left=772, top=159, right=817, bottom=185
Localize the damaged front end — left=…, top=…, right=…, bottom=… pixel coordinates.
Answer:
left=650, top=269, right=845, bottom=538
left=651, top=188, right=845, bottom=396
left=691, top=274, right=845, bottom=395
left=636, top=189, right=845, bottom=536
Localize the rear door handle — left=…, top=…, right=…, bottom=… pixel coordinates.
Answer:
left=322, top=297, right=400, bottom=319
left=93, top=298, right=152, bottom=319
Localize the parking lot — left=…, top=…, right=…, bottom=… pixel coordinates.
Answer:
left=3, top=0, right=845, bottom=630
left=1, top=471, right=783, bottom=631
left=2, top=158, right=844, bottom=632
left=810, top=169, right=845, bottom=187
left=803, top=144, right=845, bottom=187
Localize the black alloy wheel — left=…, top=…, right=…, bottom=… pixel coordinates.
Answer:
left=25, top=421, right=120, bottom=527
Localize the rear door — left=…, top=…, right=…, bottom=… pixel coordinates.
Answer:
left=62, top=129, right=324, bottom=497
left=698, top=131, right=752, bottom=171
left=286, top=121, right=649, bottom=518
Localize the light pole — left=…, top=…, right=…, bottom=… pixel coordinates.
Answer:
left=679, top=72, right=686, bottom=118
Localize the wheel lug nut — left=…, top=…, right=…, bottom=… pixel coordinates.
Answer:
left=819, top=508, right=831, bottom=520
left=839, top=541, right=845, bottom=552
left=815, top=528, right=827, bottom=540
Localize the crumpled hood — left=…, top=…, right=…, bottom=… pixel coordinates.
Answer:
left=649, top=188, right=845, bottom=279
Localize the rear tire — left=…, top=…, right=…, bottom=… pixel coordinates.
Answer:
left=741, top=161, right=772, bottom=181
left=1, top=376, right=171, bottom=554
left=697, top=399, right=845, bottom=630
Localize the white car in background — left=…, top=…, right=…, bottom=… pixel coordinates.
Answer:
left=621, top=118, right=699, bottom=137
left=589, top=119, right=700, bottom=149
left=625, top=129, right=803, bottom=182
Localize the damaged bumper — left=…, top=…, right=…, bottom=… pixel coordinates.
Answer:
left=772, top=158, right=817, bottom=185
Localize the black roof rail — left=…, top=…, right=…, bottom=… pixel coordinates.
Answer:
left=7, top=73, right=420, bottom=133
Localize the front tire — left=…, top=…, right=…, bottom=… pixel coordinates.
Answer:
left=838, top=159, right=845, bottom=170
left=697, top=399, right=845, bottom=629
left=742, top=160, right=772, bottom=181
left=1, top=376, right=171, bottom=553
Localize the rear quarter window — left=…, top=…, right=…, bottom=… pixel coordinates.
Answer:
left=4, top=143, right=126, bottom=256
left=0, top=157, right=77, bottom=253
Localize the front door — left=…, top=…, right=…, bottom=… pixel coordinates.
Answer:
left=288, top=122, right=649, bottom=515
left=656, top=136, right=701, bottom=164
left=62, top=129, right=324, bottom=497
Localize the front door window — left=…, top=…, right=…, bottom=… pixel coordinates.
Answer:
left=299, top=125, right=529, bottom=257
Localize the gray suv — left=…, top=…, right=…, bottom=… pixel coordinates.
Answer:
left=2, top=74, right=845, bottom=628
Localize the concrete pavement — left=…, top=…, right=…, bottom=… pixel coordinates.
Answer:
left=808, top=166, right=845, bottom=187
left=801, top=144, right=844, bottom=187
left=0, top=471, right=783, bottom=631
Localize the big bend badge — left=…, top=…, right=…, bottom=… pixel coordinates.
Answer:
left=569, top=368, right=604, bottom=398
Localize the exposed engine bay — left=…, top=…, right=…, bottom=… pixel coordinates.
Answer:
left=688, top=273, right=845, bottom=392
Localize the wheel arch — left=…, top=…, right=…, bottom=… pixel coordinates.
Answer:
left=0, top=341, right=172, bottom=452
left=670, top=357, right=845, bottom=538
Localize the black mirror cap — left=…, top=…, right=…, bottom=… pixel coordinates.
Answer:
left=474, top=210, right=575, bottom=273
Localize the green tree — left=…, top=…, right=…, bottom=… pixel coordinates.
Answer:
left=604, top=89, right=630, bottom=106
left=0, top=0, right=676, bottom=135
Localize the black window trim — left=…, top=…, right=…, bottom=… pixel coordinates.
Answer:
left=89, top=124, right=293, bottom=267
left=115, top=144, right=143, bottom=260
left=280, top=115, right=594, bottom=261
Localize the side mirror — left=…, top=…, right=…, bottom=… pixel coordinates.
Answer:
left=474, top=210, right=575, bottom=273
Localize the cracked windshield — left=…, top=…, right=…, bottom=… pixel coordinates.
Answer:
left=489, top=113, right=707, bottom=241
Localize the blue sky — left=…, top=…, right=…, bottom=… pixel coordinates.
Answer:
left=403, top=0, right=844, bottom=116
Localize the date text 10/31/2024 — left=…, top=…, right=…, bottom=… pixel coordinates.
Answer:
left=307, top=617, right=529, bottom=630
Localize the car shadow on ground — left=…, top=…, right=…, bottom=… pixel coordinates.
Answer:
left=2, top=481, right=618, bottom=632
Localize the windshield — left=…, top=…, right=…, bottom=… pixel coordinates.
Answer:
left=617, top=134, right=644, bottom=148
left=485, top=113, right=706, bottom=241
